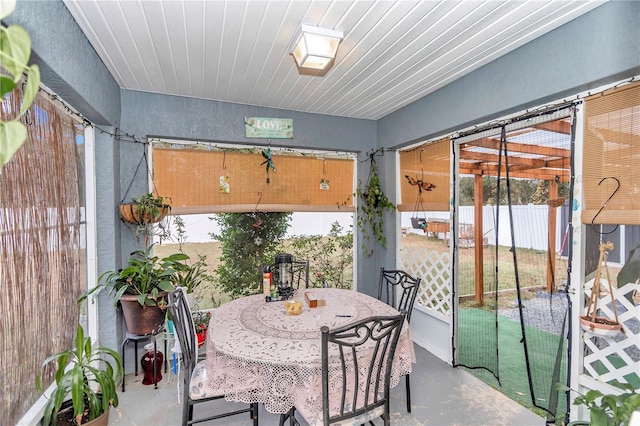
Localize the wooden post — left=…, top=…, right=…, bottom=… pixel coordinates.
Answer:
left=474, top=175, right=484, bottom=305
left=547, top=180, right=558, bottom=292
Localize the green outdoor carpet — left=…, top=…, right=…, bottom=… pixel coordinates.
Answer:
left=458, top=308, right=567, bottom=420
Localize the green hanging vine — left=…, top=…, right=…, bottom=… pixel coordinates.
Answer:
left=350, top=150, right=396, bottom=256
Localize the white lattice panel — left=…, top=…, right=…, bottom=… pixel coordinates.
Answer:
left=581, top=281, right=640, bottom=386
left=401, top=249, right=452, bottom=315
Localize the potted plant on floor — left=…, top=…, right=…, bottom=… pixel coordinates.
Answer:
left=81, top=244, right=190, bottom=335
left=37, top=325, right=123, bottom=426
left=557, top=382, right=640, bottom=426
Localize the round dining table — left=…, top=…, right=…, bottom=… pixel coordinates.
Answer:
left=205, top=287, right=416, bottom=415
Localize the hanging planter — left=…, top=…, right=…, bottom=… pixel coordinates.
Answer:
left=579, top=315, right=623, bottom=337
left=410, top=217, right=427, bottom=230
left=119, top=193, right=171, bottom=225
left=406, top=148, right=435, bottom=232
left=348, top=150, right=395, bottom=257
left=580, top=241, right=624, bottom=337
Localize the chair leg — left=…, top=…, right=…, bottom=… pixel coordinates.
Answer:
left=405, top=373, right=411, bottom=413
left=279, top=407, right=297, bottom=426
left=251, top=402, right=259, bottom=426
left=289, top=407, right=297, bottom=426
left=186, top=400, right=193, bottom=425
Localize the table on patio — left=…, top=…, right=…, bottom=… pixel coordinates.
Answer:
left=205, top=288, right=416, bottom=415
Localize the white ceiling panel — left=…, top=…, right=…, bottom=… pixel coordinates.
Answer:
left=62, top=0, right=606, bottom=120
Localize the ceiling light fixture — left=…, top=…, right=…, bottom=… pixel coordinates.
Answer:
left=289, top=24, right=344, bottom=71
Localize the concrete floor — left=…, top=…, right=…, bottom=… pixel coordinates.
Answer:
left=109, top=344, right=544, bottom=426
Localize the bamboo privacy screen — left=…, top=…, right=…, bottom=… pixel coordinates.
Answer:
left=582, top=82, right=640, bottom=225
left=0, top=89, right=83, bottom=423
left=153, top=147, right=356, bottom=213
left=398, top=138, right=451, bottom=212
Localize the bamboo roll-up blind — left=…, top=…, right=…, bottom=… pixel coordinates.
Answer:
left=153, top=147, right=355, bottom=213
left=582, top=82, right=640, bottom=225
left=398, top=138, right=451, bottom=212
left=1, top=89, right=82, bottom=424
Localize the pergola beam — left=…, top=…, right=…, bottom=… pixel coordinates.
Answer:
left=462, top=138, right=571, bottom=158
left=459, top=163, right=570, bottom=182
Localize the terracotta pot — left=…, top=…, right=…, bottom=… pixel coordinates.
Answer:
left=55, top=398, right=110, bottom=426
left=120, top=293, right=167, bottom=335
left=119, top=203, right=171, bottom=225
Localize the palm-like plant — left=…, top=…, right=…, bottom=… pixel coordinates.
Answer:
left=37, top=325, right=123, bottom=425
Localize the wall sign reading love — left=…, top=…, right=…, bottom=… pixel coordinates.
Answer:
left=245, top=117, right=294, bottom=139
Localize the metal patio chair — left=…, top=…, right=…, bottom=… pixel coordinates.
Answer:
left=377, top=268, right=421, bottom=412
left=168, top=288, right=259, bottom=426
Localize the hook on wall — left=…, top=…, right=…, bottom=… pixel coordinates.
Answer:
left=254, top=191, right=263, bottom=212
left=591, top=176, right=620, bottom=237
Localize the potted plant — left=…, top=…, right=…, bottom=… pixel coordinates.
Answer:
left=192, top=310, right=212, bottom=346
left=36, top=325, right=123, bottom=426
left=81, top=244, right=190, bottom=335
left=557, top=382, right=640, bottom=426
left=119, top=193, right=171, bottom=226
left=174, top=253, right=214, bottom=305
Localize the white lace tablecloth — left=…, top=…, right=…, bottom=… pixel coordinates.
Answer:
left=205, top=288, right=416, bottom=415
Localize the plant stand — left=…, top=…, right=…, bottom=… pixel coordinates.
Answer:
left=120, top=331, right=167, bottom=391
left=580, top=241, right=624, bottom=336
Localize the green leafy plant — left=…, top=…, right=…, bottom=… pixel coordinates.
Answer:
left=174, top=253, right=214, bottom=295
left=345, top=154, right=395, bottom=256
left=82, top=244, right=190, bottom=307
left=170, top=216, right=214, bottom=295
left=210, top=212, right=291, bottom=299
left=130, top=193, right=170, bottom=222
left=119, top=193, right=172, bottom=243
left=192, top=310, right=212, bottom=332
left=0, top=0, right=41, bottom=169
left=287, top=221, right=353, bottom=289
left=36, top=325, right=123, bottom=426
left=557, top=382, right=640, bottom=426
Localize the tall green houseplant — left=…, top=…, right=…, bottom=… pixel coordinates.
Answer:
left=37, top=325, right=123, bottom=425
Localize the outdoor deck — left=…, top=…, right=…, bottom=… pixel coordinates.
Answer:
left=109, top=344, right=543, bottom=425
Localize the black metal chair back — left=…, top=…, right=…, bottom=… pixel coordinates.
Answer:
left=378, top=268, right=420, bottom=323
left=321, top=315, right=404, bottom=426
left=291, top=260, right=309, bottom=289
left=167, top=288, right=258, bottom=425
left=169, top=288, right=198, bottom=381
left=377, top=268, right=420, bottom=413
